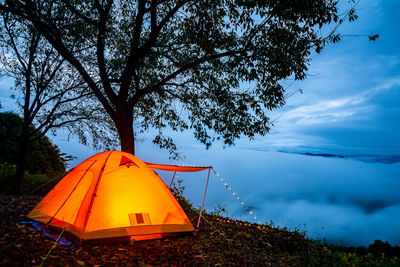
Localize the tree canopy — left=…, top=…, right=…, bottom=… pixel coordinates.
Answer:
left=0, top=13, right=118, bottom=192
left=0, top=0, right=366, bottom=156
left=0, top=112, right=70, bottom=176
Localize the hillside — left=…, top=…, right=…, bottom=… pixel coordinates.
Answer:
left=1, top=194, right=399, bottom=266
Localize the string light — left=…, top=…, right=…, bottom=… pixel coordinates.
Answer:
left=173, top=167, right=260, bottom=224
left=175, top=172, right=181, bottom=187
left=211, top=169, right=258, bottom=221
left=215, top=217, right=269, bottom=231
left=181, top=163, right=211, bottom=168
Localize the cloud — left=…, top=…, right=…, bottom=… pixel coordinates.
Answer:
left=165, top=146, right=400, bottom=246
left=280, top=77, right=400, bottom=127
left=282, top=97, right=363, bottom=125
left=372, top=78, right=400, bottom=92
left=0, top=0, right=398, bottom=249
left=259, top=64, right=400, bottom=160
left=267, top=200, right=400, bottom=246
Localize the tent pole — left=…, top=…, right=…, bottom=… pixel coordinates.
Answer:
left=169, top=171, right=177, bottom=189
left=81, top=151, right=113, bottom=234
left=46, top=160, right=96, bottom=226
left=196, top=168, right=211, bottom=229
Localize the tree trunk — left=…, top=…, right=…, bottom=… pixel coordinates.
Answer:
left=119, top=126, right=135, bottom=154
left=115, top=107, right=135, bottom=154
left=12, top=140, right=28, bottom=194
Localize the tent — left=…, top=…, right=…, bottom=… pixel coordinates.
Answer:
left=27, top=151, right=211, bottom=244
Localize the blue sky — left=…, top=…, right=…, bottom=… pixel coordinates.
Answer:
left=1, top=0, right=399, bottom=246
left=264, top=0, right=400, bottom=157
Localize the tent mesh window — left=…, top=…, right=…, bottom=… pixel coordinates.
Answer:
left=129, top=213, right=151, bottom=225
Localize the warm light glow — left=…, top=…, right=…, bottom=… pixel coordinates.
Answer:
left=27, top=151, right=195, bottom=242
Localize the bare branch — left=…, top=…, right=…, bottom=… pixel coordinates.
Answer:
left=29, top=116, right=87, bottom=142
left=2, top=15, right=28, bottom=72
left=29, top=58, right=65, bottom=115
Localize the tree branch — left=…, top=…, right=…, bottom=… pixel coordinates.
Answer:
left=23, top=30, right=40, bottom=125
left=128, top=50, right=243, bottom=106
left=26, top=11, right=116, bottom=118
left=121, top=0, right=189, bottom=105
left=61, top=0, right=98, bottom=26
left=119, top=0, right=147, bottom=100
left=0, top=4, right=29, bottom=20
left=96, top=0, right=118, bottom=104
left=140, top=0, right=189, bottom=58
left=149, top=50, right=180, bottom=65
left=2, top=15, right=28, bottom=72
left=29, top=116, right=87, bottom=142
left=29, top=58, right=65, bottom=115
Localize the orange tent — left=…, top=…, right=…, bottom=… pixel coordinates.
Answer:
left=28, top=151, right=211, bottom=244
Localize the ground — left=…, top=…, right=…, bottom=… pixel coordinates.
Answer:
left=0, top=195, right=399, bottom=266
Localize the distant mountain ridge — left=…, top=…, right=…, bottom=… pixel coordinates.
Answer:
left=244, top=145, right=400, bottom=164
left=279, top=151, right=400, bottom=164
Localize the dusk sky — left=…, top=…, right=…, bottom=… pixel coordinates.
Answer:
left=0, top=0, right=399, bottom=246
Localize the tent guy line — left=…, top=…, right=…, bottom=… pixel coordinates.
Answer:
left=168, top=166, right=258, bottom=224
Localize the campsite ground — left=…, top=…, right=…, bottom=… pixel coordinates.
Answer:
left=1, top=194, right=399, bottom=266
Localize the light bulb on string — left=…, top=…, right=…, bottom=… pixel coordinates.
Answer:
left=211, top=169, right=258, bottom=223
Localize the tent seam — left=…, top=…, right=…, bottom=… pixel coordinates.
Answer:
left=81, top=151, right=114, bottom=239
left=46, top=160, right=97, bottom=226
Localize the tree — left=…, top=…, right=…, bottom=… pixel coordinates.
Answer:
left=0, top=112, right=70, bottom=177
left=0, top=0, right=371, bottom=156
left=0, top=14, right=111, bottom=193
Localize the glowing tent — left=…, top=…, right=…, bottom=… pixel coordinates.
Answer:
left=27, top=151, right=211, bottom=244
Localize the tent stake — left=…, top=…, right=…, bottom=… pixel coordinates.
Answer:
left=196, top=168, right=211, bottom=229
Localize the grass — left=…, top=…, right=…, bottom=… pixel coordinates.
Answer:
left=0, top=162, right=62, bottom=195
left=0, top=193, right=399, bottom=266
left=0, top=164, right=399, bottom=266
